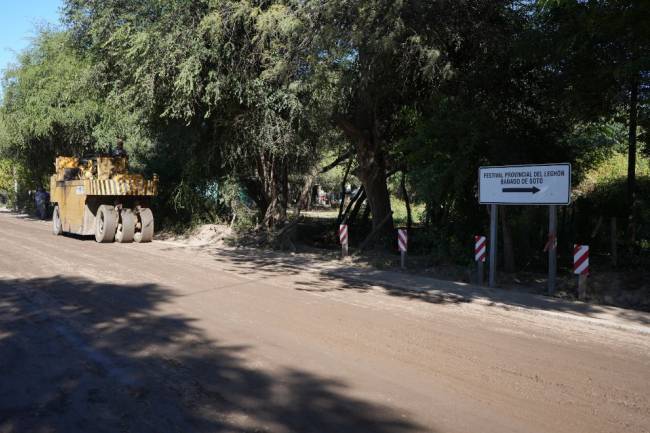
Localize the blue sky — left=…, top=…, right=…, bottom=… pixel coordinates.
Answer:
left=0, top=0, right=63, bottom=74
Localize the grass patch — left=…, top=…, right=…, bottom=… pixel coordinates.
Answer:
left=391, top=197, right=425, bottom=226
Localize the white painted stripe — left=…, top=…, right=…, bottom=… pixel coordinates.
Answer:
left=575, top=259, right=589, bottom=274
left=574, top=246, right=589, bottom=263
left=573, top=251, right=588, bottom=265
left=398, top=229, right=408, bottom=252
left=339, top=225, right=348, bottom=245
left=475, top=245, right=486, bottom=261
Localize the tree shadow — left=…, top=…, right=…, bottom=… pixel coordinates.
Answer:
left=0, top=276, right=424, bottom=433
left=199, top=247, right=650, bottom=326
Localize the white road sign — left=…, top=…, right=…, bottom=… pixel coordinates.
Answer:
left=479, top=163, right=571, bottom=205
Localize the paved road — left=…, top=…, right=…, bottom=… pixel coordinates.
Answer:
left=0, top=211, right=648, bottom=433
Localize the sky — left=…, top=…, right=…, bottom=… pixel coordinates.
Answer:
left=0, top=0, right=63, bottom=74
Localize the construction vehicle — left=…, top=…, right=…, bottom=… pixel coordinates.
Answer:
left=50, top=155, right=158, bottom=243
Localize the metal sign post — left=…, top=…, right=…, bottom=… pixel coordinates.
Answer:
left=548, top=205, right=558, bottom=294
left=479, top=163, right=571, bottom=290
left=489, top=205, right=498, bottom=288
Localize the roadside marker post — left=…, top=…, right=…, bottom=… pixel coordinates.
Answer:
left=479, top=163, right=571, bottom=291
left=398, top=229, right=407, bottom=269
left=474, top=235, right=487, bottom=285
left=339, top=224, right=349, bottom=258
left=574, top=244, right=589, bottom=300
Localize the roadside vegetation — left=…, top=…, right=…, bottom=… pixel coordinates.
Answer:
left=0, top=0, right=648, bottom=302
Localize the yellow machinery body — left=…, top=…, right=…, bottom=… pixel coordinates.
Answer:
left=50, top=156, right=158, bottom=242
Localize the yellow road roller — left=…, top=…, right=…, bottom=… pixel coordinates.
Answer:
left=50, top=155, right=158, bottom=243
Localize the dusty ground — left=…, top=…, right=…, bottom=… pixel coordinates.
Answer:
left=157, top=223, right=235, bottom=247
left=0, top=210, right=649, bottom=433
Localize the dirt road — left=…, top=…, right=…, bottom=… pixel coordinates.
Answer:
left=1, top=211, right=648, bottom=433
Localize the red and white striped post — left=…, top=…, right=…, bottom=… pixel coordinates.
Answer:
left=398, top=229, right=408, bottom=269
left=339, top=224, right=349, bottom=258
left=574, top=244, right=589, bottom=300
left=475, top=235, right=487, bottom=285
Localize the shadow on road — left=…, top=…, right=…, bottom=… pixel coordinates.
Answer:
left=0, top=276, right=424, bottom=433
left=196, top=247, right=650, bottom=326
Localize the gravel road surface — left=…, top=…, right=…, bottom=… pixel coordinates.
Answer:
left=0, top=211, right=648, bottom=433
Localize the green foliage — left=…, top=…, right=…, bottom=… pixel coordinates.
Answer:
left=574, top=152, right=650, bottom=252
left=390, top=197, right=425, bottom=227
left=0, top=158, right=33, bottom=208
left=316, top=151, right=360, bottom=193
left=0, top=0, right=647, bottom=259
left=577, top=151, right=650, bottom=217
left=539, top=0, right=650, bottom=120
left=62, top=0, right=331, bottom=225
left=0, top=159, right=15, bottom=197
left=0, top=30, right=103, bottom=179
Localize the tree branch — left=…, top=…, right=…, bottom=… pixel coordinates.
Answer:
left=320, top=148, right=353, bottom=174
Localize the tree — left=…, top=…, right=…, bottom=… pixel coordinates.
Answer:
left=63, top=0, right=332, bottom=227
left=0, top=30, right=104, bottom=181
left=297, top=0, right=451, bottom=234
left=541, top=0, right=650, bottom=243
left=391, top=1, right=622, bottom=260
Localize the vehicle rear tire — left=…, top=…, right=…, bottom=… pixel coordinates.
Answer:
left=95, top=205, right=118, bottom=243
left=116, top=209, right=136, bottom=243
left=134, top=208, right=154, bottom=243
left=52, top=205, right=63, bottom=235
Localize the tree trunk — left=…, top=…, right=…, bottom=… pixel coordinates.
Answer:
left=255, top=151, right=286, bottom=229
left=293, top=166, right=319, bottom=217
left=337, top=158, right=353, bottom=222
left=360, top=203, right=371, bottom=227
left=355, top=136, right=394, bottom=234
left=337, top=119, right=394, bottom=236
left=400, top=170, right=413, bottom=230
left=12, top=165, right=18, bottom=210
left=611, top=217, right=618, bottom=267
left=348, top=191, right=367, bottom=226
left=340, top=186, right=364, bottom=224
left=501, top=207, right=515, bottom=273
left=590, top=215, right=603, bottom=239
left=626, top=77, right=638, bottom=248
left=281, top=159, right=289, bottom=214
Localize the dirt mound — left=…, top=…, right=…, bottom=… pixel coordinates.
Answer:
left=158, top=224, right=234, bottom=246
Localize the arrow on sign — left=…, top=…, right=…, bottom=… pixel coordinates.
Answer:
left=502, top=186, right=540, bottom=194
